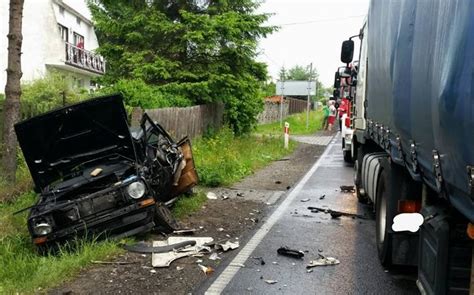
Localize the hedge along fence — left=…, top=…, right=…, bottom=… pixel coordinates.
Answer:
left=131, top=103, right=224, bottom=140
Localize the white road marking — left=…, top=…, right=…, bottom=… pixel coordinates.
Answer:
left=205, top=136, right=336, bottom=294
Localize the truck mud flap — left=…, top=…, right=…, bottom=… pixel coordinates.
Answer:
left=361, top=152, right=386, bottom=204
left=418, top=206, right=471, bottom=295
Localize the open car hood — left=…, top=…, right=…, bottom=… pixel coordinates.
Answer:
left=15, top=94, right=136, bottom=192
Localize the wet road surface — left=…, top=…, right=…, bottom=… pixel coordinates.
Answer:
left=199, top=135, right=419, bottom=295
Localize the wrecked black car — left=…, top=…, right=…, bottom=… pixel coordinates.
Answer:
left=14, top=94, right=198, bottom=252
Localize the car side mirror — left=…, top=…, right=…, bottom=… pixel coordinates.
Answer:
left=341, top=40, right=354, bottom=64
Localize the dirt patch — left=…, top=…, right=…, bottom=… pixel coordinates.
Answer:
left=50, top=139, right=329, bottom=295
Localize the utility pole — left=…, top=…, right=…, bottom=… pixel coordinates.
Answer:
left=306, top=63, right=313, bottom=130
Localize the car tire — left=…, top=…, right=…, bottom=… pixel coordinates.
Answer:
left=154, top=203, right=180, bottom=234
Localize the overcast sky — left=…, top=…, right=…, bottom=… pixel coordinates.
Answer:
left=256, top=0, right=369, bottom=87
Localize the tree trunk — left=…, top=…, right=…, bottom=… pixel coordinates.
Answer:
left=2, top=0, right=24, bottom=183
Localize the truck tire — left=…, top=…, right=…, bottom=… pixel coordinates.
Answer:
left=375, top=166, right=393, bottom=267
left=154, top=203, right=179, bottom=234
left=354, top=146, right=368, bottom=204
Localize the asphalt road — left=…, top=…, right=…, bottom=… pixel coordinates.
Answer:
left=199, top=135, right=419, bottom=295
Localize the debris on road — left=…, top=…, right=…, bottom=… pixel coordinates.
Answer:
left=217, top=240, right=240, bottom=252
left=319, top=194, right=326, bottom=200
left=291, top=214, right=314, bottom=218
left=207, top=192, right=218, bottom=200
left=275, top=181, right=282, bottom=184
left=221, top=195, right=230, bottom=200
left=252, top=256, right=266, bottom=265
left=151, top=237, right=213, bottom=267
left=172, top=229, right=197, bottom=235
left=307, top=206, right=369, bottom=219
left=300, top=198, right=310, bottom=202
left=265, top=280, right=278, bottom=285
left=217, top=227, right=225, bottom=232
left=123, top=240, right=196, bottom=254
left=198, top=264, right=214, bottom=275
left=340, top=185, right=355, bottom=193
left=176, top=266, right=184, bottom=271
left=209, top=253, right=220, bottom=261
left=277, top=246, right=304, bottom=259
left=306, top=255, right=340, bottom=268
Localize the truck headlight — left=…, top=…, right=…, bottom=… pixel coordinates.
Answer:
left=126, top=181, right=146, bottom=199
left=33, top=222, right=52, bottom=236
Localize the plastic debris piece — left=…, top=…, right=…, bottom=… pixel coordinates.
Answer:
left=265, top=280, right=278, bottom=284
left=306, top=256, right=340, bottom=268
left=275, top=181, right=282, bottom=184
left=90, top=168, right=103, bottom=177
left=330, top=212, right=343, bottom=219
left=152, top=237, right=214, bottom=268
left=300, top=198, right=310, bottom=202
left=218, top=241, right=239, bottom=252
left=230, top=263, right=245, bottom=268
left=196, top=259, right=203, bottom=263
left=206, top=192, right=217, bottom=200
left=307, top=206, right=369, bottom=219
left=176, top=266, right=184, bottom=271
left=252, top=256, right=265, bottom=265
left=209, top=253, right=220, bottom=261
left=150, top=269, right=157, bottom=274
left=272, top=261, right=278, bottom=265
left=307, top=269, right=313, bottom=273
left=236, top=192, right=244, bottom=197
left=217, top=227, right=224, bottom=232
left=340, top=185, right=355, bottom=193
left=221, top=195, right=229, bottom=200
left=198, top=264, right=214, bottom=275
left=319, top=194, right=326, bottom=200
left=277, top=246, right=304, bottom=259
left=173, top=229, right=197, bottom=235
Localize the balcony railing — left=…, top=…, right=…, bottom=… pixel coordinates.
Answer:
left=65, top=42, right=106, bottom=74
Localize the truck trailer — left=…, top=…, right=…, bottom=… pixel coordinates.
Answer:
left=345, top=1, right=474, bottom=294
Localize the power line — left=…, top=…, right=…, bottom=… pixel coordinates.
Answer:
left=277, top=14, right=365, bottom=26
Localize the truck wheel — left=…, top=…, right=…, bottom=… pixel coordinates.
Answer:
left=375, top=168, right=392, bottom=266
left=354, top=146, right=368, bottom=203
left=154, top=203, right=179, bottom=234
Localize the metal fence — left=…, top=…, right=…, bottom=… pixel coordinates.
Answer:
left=131, top=103, right=224, bottom=140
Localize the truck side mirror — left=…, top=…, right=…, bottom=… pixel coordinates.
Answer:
left=334, top=71, right=341, bottom=89
left=341, top=40, right=354, bottom=63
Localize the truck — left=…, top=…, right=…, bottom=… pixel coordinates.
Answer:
left=343, top=1, right=474, bottom=294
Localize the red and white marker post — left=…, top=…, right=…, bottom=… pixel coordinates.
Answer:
left=284, top=122, right=290, bottom=149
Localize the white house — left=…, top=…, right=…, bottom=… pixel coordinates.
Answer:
left=0, top=0, right=105, bottom=91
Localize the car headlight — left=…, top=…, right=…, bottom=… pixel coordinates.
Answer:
left=126, top=181, right=146, bottom=199
left=33, top=222, right=52, bottom=236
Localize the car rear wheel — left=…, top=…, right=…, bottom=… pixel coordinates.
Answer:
left=154, top=203, right=179, bottom=234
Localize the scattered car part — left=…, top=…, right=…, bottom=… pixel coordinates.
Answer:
left=217, top=241, right=240, bottom=252
left=300, top=198, right=310, bottom=202
left=340, top=185, right=355, bottom=193
left=307, top=206, right=369, bottom=219
left=306, top=255, right=340, bottom=268
left=152, top=237, right=213, bottom=268
left=209, top=253, right=220, bottom=261
left=319, top=194, right=326, bottom=200
left=154, top=203, right=180, bottom=233
left=198, top=264, right=214, bottom=275
left=265, top=280, right=278, bottom=284
left=172, top=229, right=197, bottom=235
left=277, top=246, right=304, bottom=259
left=252, top=256, right=266, bottom=265
left=123, top=240, right=196, bottom=253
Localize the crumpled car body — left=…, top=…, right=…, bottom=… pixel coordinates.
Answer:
left=14, top=94, right=198, bottom=252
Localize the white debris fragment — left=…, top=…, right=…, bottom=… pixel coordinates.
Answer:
left=217, top=227, right=224, bottom=232
left=221, top=195, right=229, bottom=200
left=218, top=241, right=240, bottom=252
left=230, top=263, right=245, bottom=268
left=198, top=264, right=214, bottom=275
left=272, top=261, right=278, bottom=265
left=206, top=192, right=217, bottom=200
left=307, top=269, right=313, bottom=273
left=176, top=266, right=184, bottom=271
left=150, top=269, right=157, bottom=274
left=196, top=259, right=203, bottom=263
left=300, top=198, right=310, bottom=202
left=265, top=280, right=278, bottom=284
left=209, top=253, right=220, bottom=261
left=306, top=257, right=340, bottom=268
left=152, top=237, right=214, bottom=268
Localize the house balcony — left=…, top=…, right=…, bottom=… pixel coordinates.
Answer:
left=65, top=42, right=106, bottom=75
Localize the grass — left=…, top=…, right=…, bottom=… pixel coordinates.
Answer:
left=255, top=110, right=324, bottom=136
left=192, top=127, right=297, bottom=187
left=0, top=192, right=124, bottom=294
left=0, top=126, right=297, bottom=293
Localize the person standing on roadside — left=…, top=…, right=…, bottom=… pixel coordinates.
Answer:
left=322, top=99, right=330, bottom=130
left=328, top=100, right=337, bottom=131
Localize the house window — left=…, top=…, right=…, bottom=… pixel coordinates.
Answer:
left=58, top=24, right=68, bottom=42
left=73, top=32, right=84, bottom=48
